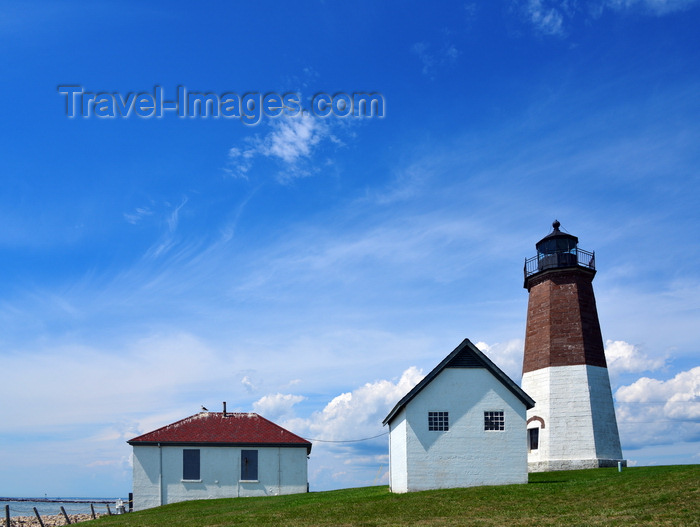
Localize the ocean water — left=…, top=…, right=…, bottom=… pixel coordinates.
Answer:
left=0, top=498, right=126, bottom=518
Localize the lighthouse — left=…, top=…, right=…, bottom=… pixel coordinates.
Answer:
left=521, top=221, right=624, bottom=472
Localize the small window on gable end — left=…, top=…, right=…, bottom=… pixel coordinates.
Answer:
left=428, top=411, right=449, bottom=431
left=241, top=449, right=258, bottom=481
left=528, top=428, right=539, bottom=451
left=183, top=449, right=200, bottom=480
left=484, top=411, right=504, bottom=431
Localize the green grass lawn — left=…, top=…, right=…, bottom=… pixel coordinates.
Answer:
left=94, top=465, right=699, bottom=526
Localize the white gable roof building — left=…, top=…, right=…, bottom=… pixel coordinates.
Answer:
left=383, top=339, right=535, bottom=493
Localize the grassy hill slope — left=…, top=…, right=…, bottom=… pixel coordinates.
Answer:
left=94, top=465, right=699, bottom=526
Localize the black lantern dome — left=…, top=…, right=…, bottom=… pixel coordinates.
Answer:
left=535, top=220, right=579, bottom=270
left=524, top=221, right=595, bottom=287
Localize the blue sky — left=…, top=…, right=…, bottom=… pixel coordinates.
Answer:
left=1, top=0, right=699, bottom=497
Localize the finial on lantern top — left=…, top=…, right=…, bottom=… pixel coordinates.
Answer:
left=552, top=220, right=561, bottom=232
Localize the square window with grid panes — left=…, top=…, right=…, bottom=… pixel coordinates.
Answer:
left=484, top=411, right=504, bottom=431
left=428, top=411, right=449, bottom=431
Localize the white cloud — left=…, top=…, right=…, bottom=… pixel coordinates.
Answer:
left=288, top=366, right=424, bottom=442
left=226, top=116, right=338, bottom=181
left=280, top=367, right=423, bottom=490
left=615, top=367, right=700, bottom=449
left=241, top=375, right=257, bottom=393
left=605, top=339, right=666, bottom=374
left=616, top=367, right=700, bottom=407
left=475, top=339, right=524, bottom=383
left=259, top=117, right=327, bottom=164
left=253, top=393, right=306, bottom=421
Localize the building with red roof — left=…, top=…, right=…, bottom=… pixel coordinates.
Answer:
left=127, top=408, right=311, bottom=510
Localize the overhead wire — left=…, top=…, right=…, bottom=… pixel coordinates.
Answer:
left=304, top=431, right=389, bottom=443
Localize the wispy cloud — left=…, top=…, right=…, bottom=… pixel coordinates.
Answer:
left=412, top=42, right=436, bottom=76
left=142, top=197, right=189, bottom=260
left=604, top=0, right=700, bottom=14
left=123, top=207, right=154, bottom=225
left=0, top=333, right=223, bottom=434
left=227, top=115, right=340, bottom=182
left=412, top=38, right=460, bottom=78
left=519, top=0, right=700, bottom=36
left=525, top=0, right=568, bottom=36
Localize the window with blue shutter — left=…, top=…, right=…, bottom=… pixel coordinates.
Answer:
left=183, top=449, right=200, bottom=480
left=241, top=450, right=258, bottom=481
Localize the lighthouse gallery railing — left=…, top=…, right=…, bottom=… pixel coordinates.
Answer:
left=524, top=248, right=595, bottom=279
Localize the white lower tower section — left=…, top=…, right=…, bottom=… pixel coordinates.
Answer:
left=522, top=364, right=624, bottom=472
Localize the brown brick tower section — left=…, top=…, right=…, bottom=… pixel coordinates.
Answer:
left=523, top=268, right=607, bottom=374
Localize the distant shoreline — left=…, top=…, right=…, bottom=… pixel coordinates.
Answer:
left=1, top=498, right=127, bottom=519
left=9, top=512, right=104, bottom=526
